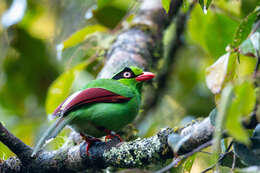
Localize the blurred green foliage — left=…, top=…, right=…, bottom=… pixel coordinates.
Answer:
left=0, top=0, right=259, bottom=172
left=162, top=0, right=171, bottom=13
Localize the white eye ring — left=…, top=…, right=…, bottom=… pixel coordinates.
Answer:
left=123, top=71, right=131, bottom=78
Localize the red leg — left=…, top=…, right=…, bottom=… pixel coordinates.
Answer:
left=80, top=133, right=101, bottom=155
left=104, top=130, right=123, bottom=142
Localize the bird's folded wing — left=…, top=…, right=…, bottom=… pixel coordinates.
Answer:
left=53, top=88, right=132, bottom=116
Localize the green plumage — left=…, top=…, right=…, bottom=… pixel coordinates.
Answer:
left=70, top=79, right=142, bottom=137
left=32, top=66, right=153, bottom=156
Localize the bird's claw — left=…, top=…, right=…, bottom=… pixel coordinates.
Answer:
left=105, top=134, right=123, bottom=142
left=80, top=133, right=101, bottom=156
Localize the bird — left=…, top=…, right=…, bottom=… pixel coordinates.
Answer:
left=32, top=66, right=155, bottom=156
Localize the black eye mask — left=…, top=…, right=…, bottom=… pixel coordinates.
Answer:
left=112, top=67, right=137, bottom=80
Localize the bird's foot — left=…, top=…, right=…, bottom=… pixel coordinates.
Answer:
left=85, top=137, right=101, bottom=156
left=104, top=129, right=123, bottom=142
left=80, top=133, right=101, bottom=156
left=105, top=133, right=123, bottom=142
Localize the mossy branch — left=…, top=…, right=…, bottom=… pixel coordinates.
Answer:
left=0, top=116, right=215, bottom=172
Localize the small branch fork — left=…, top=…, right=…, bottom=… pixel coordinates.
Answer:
left=201, top=141, right=234, bottom=173
left=156, top=140, right=213, bottom=173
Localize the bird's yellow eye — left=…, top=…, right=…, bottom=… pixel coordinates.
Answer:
left=123, top=71, right=131, bottom=78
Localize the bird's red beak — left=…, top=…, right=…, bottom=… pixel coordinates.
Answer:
left=135, top=72, right=155, bottom=81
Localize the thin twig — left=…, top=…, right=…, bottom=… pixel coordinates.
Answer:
left=201, top=165, right=215, bottom=173
left=199, top=151, right=212, bottom=155
left=201, top=141, right=234, bottom=173
left=201, top=152, right=233, bottom=173
left=226, top=141, right=234, bottom=152
left=155, top=157, right=182, bottom=173
left=156, top=140, right=213, bottom=173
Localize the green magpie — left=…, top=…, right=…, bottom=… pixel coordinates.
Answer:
left=32, top=66, right=155, bottom=156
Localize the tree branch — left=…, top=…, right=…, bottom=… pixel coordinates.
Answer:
left=0, top=111, right=217, bottom=173
left=0, top=109, right=255, bottom=172
left=0, top=122, right=32, bottom=162
left=98, top=0, right=169, bottom=78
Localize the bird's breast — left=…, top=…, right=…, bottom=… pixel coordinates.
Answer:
left=69, top=96, right=139, bottom=137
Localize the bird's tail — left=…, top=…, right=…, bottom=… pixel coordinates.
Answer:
left=31, top=115, right=74, bottom=156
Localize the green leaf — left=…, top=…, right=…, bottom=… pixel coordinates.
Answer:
left=236, top=55, right=257, bottom=78
left=182, top=154, right=196, bottom=173
left=198, top=0, right=204, bottom=11
left=61, top=32, right=113, bottom=68
left=226, top=100, right=249, bottom=144
left=218, top=166, right=232, bottom=173
left=188, top=5, right=239, bottom=58
left=206, top=0, right=212, bottom=9
left=232, top=7, right=260, bottom=48
left=234, top=81, right=256, bottom=115
left=162, top=0, right=171, bottom=13
left=204, top=13, right=238, bottom=58
left=93, top=0, right=134, bottom=28
left=234, top=141, right=260, bottom=166
left=240, top=31, right=260, bottom=57
left=226, top=81, right=256, bottom=144
left=219, top=150, right=246, bottom=168
left=187, top=5, right=207, bottom=50
left=0, top=28, right=58, bottom=116
left=213, top=85, right=234, bottom=160
left=63, top=25, right=107, bottom=49
left=97, top=0, right=110, bottom=9
left=45, top=62, right=88, bottom=115
left=241, top=0, right=260, bottom=17
left=209, top=108, right=217, bottom=126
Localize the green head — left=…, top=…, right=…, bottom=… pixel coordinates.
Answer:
left=112, top=66, right=155, bottom=92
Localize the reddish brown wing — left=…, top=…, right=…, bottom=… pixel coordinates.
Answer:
left=53, top=88, right=131, bottom=116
